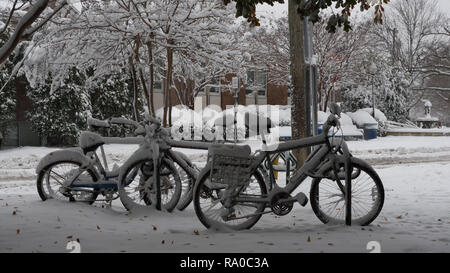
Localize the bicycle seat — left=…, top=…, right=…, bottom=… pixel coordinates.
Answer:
left=79, top=131, right=105, bottom=154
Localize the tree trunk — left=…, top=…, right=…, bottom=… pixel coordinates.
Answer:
left=167, top=42, right=174, bottom=127
left=134, top=36, right=153, bottom=117
left=129, top=56, right=140, bottom=122
left=163, top=40, right=174, bottom=127
left=138, top=67, right=151, bottom=115
left=146, top=39, right=155, bottom=117
left=288, top=0, right=308, bottom=166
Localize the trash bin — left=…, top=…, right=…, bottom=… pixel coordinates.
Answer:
left=317, top=123, right=324, bottom=135
left=363, top=123, right=378, bottom=140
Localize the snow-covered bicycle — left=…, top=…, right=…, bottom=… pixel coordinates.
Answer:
left=35, top=116, right=190, bottom=212
left=193, top=103, right=385, bottom=230
left=117, top=115, right=211, bottom=211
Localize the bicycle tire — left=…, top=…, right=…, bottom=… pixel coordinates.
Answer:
left=310, top=158, right=384, bottom=226
left=37, top=160, right=98, bottom=204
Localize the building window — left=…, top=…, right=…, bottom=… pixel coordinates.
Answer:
left=245, top=69, right=267, bottom=97
left=153, top=74, right=162, bottom=90
left=205, top=77, right=223, bottom=95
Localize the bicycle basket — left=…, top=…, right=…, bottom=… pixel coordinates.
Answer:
left=208, top=144, right=254, bottom=186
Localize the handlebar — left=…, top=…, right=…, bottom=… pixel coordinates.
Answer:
left=87, top=115, right=164, bottom=138
left=110, top=117, right=140, bottom=127
left=87, top=117, right=110, bottom=128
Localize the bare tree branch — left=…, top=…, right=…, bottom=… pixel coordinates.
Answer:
left=0, top=0, right=19, bottom=36
left=22, top=0, right=68, bottom=40
left=0, top=0, right=50, bottom=64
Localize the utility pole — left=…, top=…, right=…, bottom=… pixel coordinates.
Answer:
left=289, top=0, right=318, bottom=164
left=232, top=77, right=239, bottom=144
left=303, top=17, right=317, bottom=139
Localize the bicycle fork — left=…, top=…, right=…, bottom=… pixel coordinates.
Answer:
left=151, top=141, right=162, bottom=211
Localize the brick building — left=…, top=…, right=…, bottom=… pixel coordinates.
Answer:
left=151, top=69, right=290, bottom=111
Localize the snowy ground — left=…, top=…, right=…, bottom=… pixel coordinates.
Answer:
left=1, top=136, right=450, bottom=252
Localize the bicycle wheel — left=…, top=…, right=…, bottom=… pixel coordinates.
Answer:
left=310, top=158, right=384, bottom=226
left=193, top=168, right=267, bottom=230
left=37, top=160, right=98, bottom=204
left=119, top=158, right=181, bottom=212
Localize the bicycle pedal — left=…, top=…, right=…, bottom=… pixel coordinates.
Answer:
left=294, top=192, right=308, bottom=207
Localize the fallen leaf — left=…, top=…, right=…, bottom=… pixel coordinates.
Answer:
left=12, top=211, right=16, bottom=215
left=194, top=230, right=200, bottom=235
left=5, top=203, right=8, bottom=206
left=66, top=235, right=73, bottom=239
left=396, top=215, right=402, bottom=219
left=328, top=243, right=334, bottom=246
left=16, top=229, right=20, bottom=234
left=307, top=236, right=311, bottom=242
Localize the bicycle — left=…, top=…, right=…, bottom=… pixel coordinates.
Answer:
left=117, top=113, right=213, bottom=211
left=193, top=103, right=385, bottom=230
left=35, top=117, right=183, bottom=212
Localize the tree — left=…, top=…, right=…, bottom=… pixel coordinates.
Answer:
left=0, top=25, right=18, bottom=136
left=18, top=0, right=245, bottom=128
left=28, top=68, right=90, bottom=145
left=224, top=0, right=388, bottom=30
left=89, top=70, right=140, bottom=137
left=341, top=56, right=412, bottom=122
left=244, top=16, right=290, bottom=87
left=313, top=19, right=371, bottom=111
left=224, top=0, right=389, bottom=164
left=0, top=0, right=390, bottom=66
left=370, top=0, right=448, bottom=93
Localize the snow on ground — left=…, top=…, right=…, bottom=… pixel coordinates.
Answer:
left=0, top=136, right=450, bottom=252
left=2, top=136, right=450, bottom=172
left=0, top=161, right=449, bottom=253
